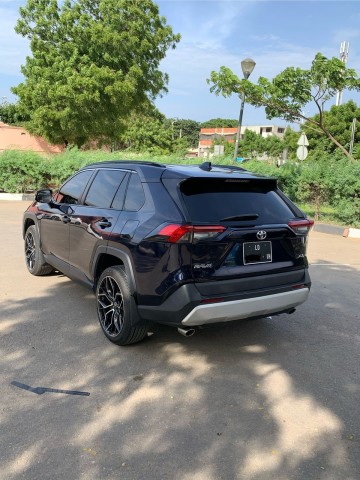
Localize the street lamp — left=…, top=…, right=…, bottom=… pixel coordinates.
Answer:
left=233, top=58, right=256, bottom=161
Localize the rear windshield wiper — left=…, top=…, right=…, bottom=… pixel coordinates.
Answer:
left=220, top=214, right=259, bottom=222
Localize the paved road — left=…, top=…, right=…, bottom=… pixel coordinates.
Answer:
left=0, top=201, right=359, bottom=480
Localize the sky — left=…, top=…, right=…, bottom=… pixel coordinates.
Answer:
left=1, top=0, right=360, bottom=126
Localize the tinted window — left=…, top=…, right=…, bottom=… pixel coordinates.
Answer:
left=124, top=174, right=145, bottom=211
left=60, top=170, right=93, bottom=204
left=180, top=178, right=295, bottom=224
left=111, top=173, right=129, bottom=210
left=85, top=170, right=127, bottom=208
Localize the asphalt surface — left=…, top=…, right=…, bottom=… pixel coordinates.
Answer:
left=0, top=201, right=359, bottom=480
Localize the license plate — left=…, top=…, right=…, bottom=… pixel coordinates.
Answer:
left=243, top=241, right=272, bottom=265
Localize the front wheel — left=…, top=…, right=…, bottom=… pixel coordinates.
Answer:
left=96, top=266, right=148, bottom=345
left=24, top=225, right=53, bottom=276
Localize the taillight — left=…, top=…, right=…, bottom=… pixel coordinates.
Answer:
left=192, top=225, right=226, bottom=241
left=157, top=225, right=191, bottom=243
left=156, top=224, right=225, bottom=243
left=288, top=219, right=314, bottom=235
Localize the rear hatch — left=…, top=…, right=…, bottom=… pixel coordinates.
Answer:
left=176, top=176, right=312, bottom=296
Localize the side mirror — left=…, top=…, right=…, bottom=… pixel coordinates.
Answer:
left=35, top=189, right=53, bottom=203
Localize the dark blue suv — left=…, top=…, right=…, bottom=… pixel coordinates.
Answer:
left=23, top=161, right=313, bottom=345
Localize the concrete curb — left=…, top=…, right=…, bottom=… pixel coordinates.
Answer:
left=313, top=223, right=345, bottom=236
left=312, top=223, right=360, bottom=239
left=342, top=228, right=360, bottom=239
left=0, top=193, right=34, bottom=201
left=311, top=223, right=360, bottom=239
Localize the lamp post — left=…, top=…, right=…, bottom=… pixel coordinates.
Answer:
left=233, top=58, right=256, bottom=161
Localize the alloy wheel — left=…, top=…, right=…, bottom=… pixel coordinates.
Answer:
left=97, top=276, right=124, bottom=337
left=25, top=231, right=36, bottom=270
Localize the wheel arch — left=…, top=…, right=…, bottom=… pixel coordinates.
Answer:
left=23, top=213, right=38, bottom=238
left=92, top=247, right=137, bottom=295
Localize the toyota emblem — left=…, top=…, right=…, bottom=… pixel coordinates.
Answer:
left=256, top=230, right=267, bottom=240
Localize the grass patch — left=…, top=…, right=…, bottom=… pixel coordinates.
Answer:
left=298, top=203, right=346, bottom=226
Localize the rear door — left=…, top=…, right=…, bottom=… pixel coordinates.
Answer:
left=179, top=177, right=310, bottom=291
left=68, top=169, right=129, bottom=281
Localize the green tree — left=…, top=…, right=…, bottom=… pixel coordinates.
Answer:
left=168, top=118, right=200, bottom=147
left=200, top=118, right=238, bottom=128
left=234, top=129, right=283, bottom=160
left=263, top=135, right=283, bottom=159
left=118, top=114, right=173, bottom=155
left=208, top=53, right=360, bottom=160
left=13, top=0, right=180, bottom=147
left=0, top=101, right=30, bottom=125
left=282, top=127, right=299, bottom=160
left=239, top=129, right=266, bottom=158
left=303, top=100, right=360, bottom=159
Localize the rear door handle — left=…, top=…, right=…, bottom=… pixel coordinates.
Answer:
left=98, top=219, right=112, bottom=229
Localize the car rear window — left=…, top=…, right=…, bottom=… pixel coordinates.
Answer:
left=180, top=178, right=296, bottom=224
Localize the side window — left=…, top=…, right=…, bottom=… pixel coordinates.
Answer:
left=59, top=170, right=94, bottom=204
left=111, top=173, right=129, bottom=210
left=124, top=173, right=145, bottom=211
left=85, top=170, right=127, bottom=208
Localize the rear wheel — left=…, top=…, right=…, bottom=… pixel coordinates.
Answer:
left=24, top=225, right=53, bottom=276
left=96, top=266, right=148, bottom=345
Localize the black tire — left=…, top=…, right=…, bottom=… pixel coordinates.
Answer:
left=96, top=266, right=148, bottom=345
left=24, top=225, right=53, bottom=276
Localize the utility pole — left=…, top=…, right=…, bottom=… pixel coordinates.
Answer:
left=335, top=41, right=349, bottom=106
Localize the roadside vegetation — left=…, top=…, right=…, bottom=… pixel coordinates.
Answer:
left=0, top=148, right=359, bottom=227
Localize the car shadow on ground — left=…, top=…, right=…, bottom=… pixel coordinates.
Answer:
left=0, top=261, right=359, bottom=480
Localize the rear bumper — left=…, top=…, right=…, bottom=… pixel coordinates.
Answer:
left=138, top=268, right=311, bottom=327
left=181, top=287, right=309, bottom=326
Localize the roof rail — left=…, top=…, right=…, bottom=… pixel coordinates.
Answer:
left=84, top=160, right=164, bottom=168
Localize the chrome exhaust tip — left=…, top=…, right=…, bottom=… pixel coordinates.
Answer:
left=177, top=327, right=195, bottom=337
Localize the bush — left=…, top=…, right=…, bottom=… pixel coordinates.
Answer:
left=336, top=198, right=360, bottom=227
left=244, top=156, right=360, bottom=226
left=296, top=160, right=331, bottom=220
left=49, top=149, right=110, bottom=186
left=328, top=157, right=360, bottom=204
left=0, top=149, right=358, bottom=226
left=0, top=150, right=51, bottom=193
left=243, top=159, right=301, bottom=200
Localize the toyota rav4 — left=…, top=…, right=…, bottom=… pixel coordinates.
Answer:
left=23, top=161, right=313, bottom=345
